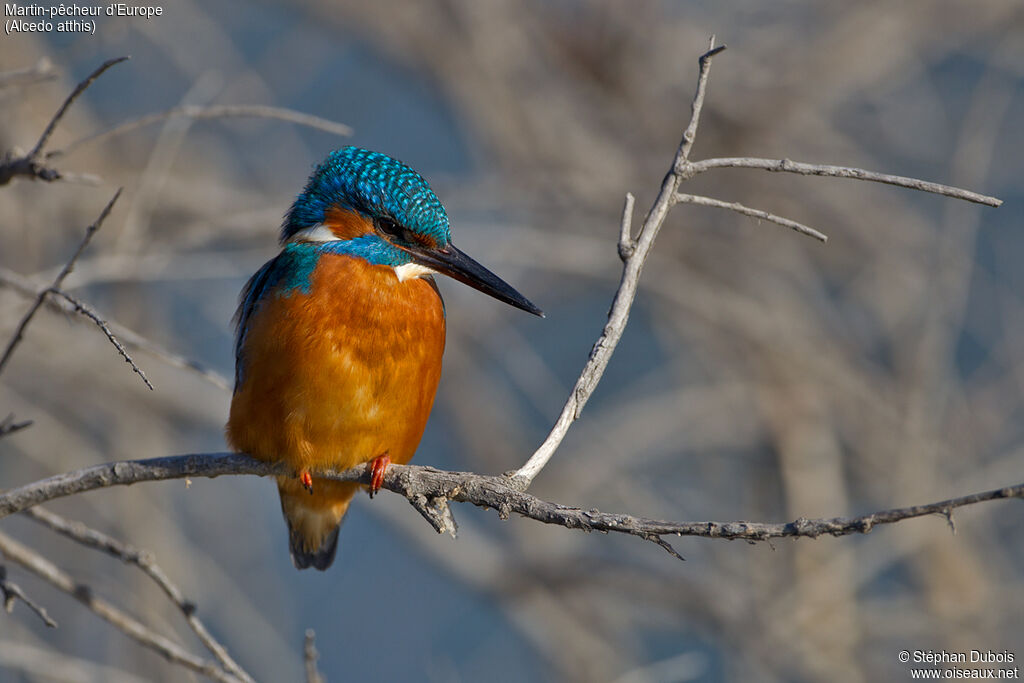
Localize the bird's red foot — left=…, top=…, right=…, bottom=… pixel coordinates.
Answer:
left=299, top=470, right=314, bottom=495
left=368, top=453, right=391, bottom=498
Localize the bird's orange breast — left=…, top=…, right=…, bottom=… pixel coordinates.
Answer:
left=226, top=252, right=446, bottom=476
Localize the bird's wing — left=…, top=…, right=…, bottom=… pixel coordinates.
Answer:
left=232, top=254, right=282, bottom=391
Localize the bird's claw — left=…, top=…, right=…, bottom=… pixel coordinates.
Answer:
left=299, top=470, right=314, bottom=495
left=368, top=454, right=391, bottom=498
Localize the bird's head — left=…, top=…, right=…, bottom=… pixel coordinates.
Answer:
left=282, top=147, right=542, bottom=317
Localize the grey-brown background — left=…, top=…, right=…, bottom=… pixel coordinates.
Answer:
left=1, top=1, right=1022, bottom=681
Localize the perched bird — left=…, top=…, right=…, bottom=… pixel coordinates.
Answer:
left=226, top=147, right=541, bottom=570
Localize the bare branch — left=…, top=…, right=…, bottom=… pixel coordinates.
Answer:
left=1, top=565, right=57, bottom=628
left=50, top=290, right=153, bottom=390
left=304, top=630, right=325, bottom=683
left=50, top=104, right=354, bottom=159
left=1, top=454, right=1020, bottom=562
left=510, top=39, right=728, bottom=489
left=0, top=190, right=123, bottom=379
left=0, top=57, right=351, bottom=186
left=673, top=192, right=828, bottom=242
left=23, top=507, right=254, bottom=683
left=0, top=266, right=231, bottom=391
left=0, top=57, right=128, bottom=185
left=29, top=57, right=130, bottom=158
left=678, top=39, right=727, bottom=164
left=0, top=532, right=245, bottom=683
left=509, top=37, right=1000, bottom=491
left=682, top=157, right=1003, bottom=207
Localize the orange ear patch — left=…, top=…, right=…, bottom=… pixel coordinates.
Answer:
left=324, top=206, right=374, bottom=240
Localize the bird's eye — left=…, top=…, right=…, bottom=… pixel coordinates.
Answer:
left=376, top=217, right=405, bottom=240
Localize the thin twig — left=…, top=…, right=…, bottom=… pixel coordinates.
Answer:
left=0, top=270, right=230, bottom=393
left=0, top=532, right=245, bottom=683
left=1, top=453, right=1020, bottom=561
left=0, top=190, right=122, bottom=378
left=22, top=507, right=254, bottom=683
left=0, top=58, right=128, bottom=185
left=510, top=38, right=727, bottom=490
left=0, top=414, right=33, bottom=438
left=678, top=39, right=727, bottom=163
left=681, top=157, right=1003, bottom=207
left=0, top=565, right=57, bottom=627
left=0, top=266, right=231, bottom=391
left=49, top=104, right=354, bottom=159
left=29, top=57, right=129, bottom=158
left=50, top=290, right=153, bottom=390
left=673, top=192, right=828, bottom=242
left=304, top=630, right=325, bottom=683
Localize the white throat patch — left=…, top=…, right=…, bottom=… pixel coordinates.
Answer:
left=289, top=225, right=435, bottom=282
left=394, top=263, right=437, bottom=282
left=289, top=224, right=337, bottom=243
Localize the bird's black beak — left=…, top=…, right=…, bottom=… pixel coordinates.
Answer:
left=408, top=243, right=543, bottom=317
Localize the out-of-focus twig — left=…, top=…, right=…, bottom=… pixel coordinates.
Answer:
left=0, top=640, right=152, bottom=683
left=304, top=630, right=325, bottom=683
left=0, top=57, right=128, bottom=185
left=0, top=58, right=56, bottom=89
left=0, top=565, right=57, bottom=628
left=0, top=531, right=246, bottom=683
left=23, top=507, right=254, bottom=683
left=49, top=104, right=354, bottom=159
left=0, top=266, right=229, bottom=391
left=0, top=191, right=132, bottom=380
left=29, top=57, right=129, bottom=158
left=0, top=413, right=33, bottom=438
left=1, top=453, right=1021, bottom=562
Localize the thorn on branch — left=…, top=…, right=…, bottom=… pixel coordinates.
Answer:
left=647, top=535, right=686, bottom=562
left=0, top=414, right=33, bottom=438
left=943, top=507, right=957, bottom=535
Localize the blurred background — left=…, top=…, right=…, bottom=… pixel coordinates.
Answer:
left=1, top=1, right=1022, bottom=681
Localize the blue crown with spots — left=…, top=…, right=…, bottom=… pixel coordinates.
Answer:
left=281, top=147, right=451, bottom=246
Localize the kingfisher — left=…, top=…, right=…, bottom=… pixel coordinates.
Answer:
left=226, top=147, right=541, bottom=570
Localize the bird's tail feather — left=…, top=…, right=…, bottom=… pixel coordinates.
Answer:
left=288, top=519, right=340, bottom=570
left=278, top=478, right=357, bottom=571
